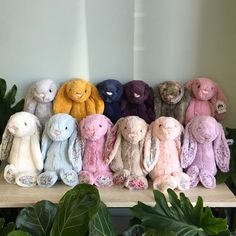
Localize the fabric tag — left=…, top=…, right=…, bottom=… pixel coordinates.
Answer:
left=216, top=100, right=226, bottom=114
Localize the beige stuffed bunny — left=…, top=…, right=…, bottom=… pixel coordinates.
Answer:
left=144, top=116, right=190, bottom=193
left=106, top=116, right=149, bottom=190
left=0, top=112, right=43, bottom=187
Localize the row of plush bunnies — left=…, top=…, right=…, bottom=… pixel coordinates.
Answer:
left=0, top=76, right=230, bottom=193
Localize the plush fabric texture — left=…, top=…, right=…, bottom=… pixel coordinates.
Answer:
left=0, top=112, right=43, bottom=187
left=185, top=77, right=227, bottom=124
left=53, top=79, right=104, bottom=122
left=181, top=115, right=230, bottom=189
left=78, top=114, right=113, bottom=188
left=24, top=79, right=58, bottom=126
left=37, top=113, right=81, bottom=187
left=120, top=80, right=155, bottom=124
left=154, top=81, right=191, bottom=124
left=144, top=117, right=190, bottom=192
left=97, top=79, right=123, bottom=124
left=106, top=116, right=149, bottom=190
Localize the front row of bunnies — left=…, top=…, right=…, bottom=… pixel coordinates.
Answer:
left=0, top=111, right=230, bottom=192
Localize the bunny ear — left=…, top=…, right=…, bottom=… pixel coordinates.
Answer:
left=180, top=120, right=197, bottom=169
left=0, top=126, right=14, bottom=161
left=214, top=123, right=230, bottom=172
left=185, top=79, right=195, bottom=91
left=24, top=85, right=37, bottom=114
left=89, top=83, right=105, bottom=114
left=154, top=86, right=163, bottom=119
left=53, top=82, right=73, bottom=114
left=41, top=122, right=53, bottom=161
left=143, top=122, right=160, bottom=172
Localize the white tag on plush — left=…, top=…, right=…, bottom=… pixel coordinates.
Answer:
left=216, top=100, right=226, bottom=114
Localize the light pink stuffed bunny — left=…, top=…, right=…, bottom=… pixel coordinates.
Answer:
left=78, top=114, right=113, bottom=188
left=144, top=117, right=190, bottom=192
left=181, top=116, right=230, bottom=189
left=185, top=77, right=227, bottom=124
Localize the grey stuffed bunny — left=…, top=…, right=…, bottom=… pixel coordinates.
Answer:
left=37, top=113, right=82, bottom=187
left=24, top=79, right=58, bottom=126
left=154, top=81, right=190, bottom=124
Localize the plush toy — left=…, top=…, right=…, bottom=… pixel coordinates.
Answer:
left=181, top=115, right=230, bottom=189
left=154, top=81, right=191, bottom=124
left=106, top=116, right=149, bottom=190
left=0, top=112, right=43, bottom=187
left=144, top=117, right=190, bottom=193
left=53, top=79, right=104, bottom=122
left=78, top=114, right=113, bottom=188
left=120, top=80, right=155, bottom=124
left=24, top=79, right=58, bottom=126
left=185, top=77, right=227, bottom=124
left=37, top=113, right=82, bottom=187
left=97, top=79, right=123, bottom=124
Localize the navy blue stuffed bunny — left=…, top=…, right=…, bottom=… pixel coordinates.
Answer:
left=97, top=79, right=123, bottom=124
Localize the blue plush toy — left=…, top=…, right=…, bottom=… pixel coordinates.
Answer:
left=97, top=79, right=123, bottom=124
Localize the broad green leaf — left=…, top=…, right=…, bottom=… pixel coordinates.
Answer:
left=16, top=200, right=57, bottom=236
left=7, top=230, right=31, bottom=236
left=0, top=79, right=7, bottom=98
left=0, top=218, right=16, bottom=236
left=51, top=183, right=100, bottom=236
left=4, top=85, right=17, bottom=107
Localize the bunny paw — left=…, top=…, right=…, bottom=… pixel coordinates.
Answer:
left=37, top=171, right=58, bottom=188
left=186, top=166, right=200, bottom=188
left=126, top=176, right=148, bottom=190
left=16, top=174, right=37, bottom=187
left=79, top=171, right=94, bottom=185
left=113, top=173, right=126, bottom=186
left=173, top=172, right=190, bottom=191
left=95, top=175, right=113, bottom=188
left=60, top=170, right=79, bottom=187
left=4, top=164, right=16, bottom=184
left=199, top=170, right=216, bottom=189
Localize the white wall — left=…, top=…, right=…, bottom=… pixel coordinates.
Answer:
left=0, top=0, right=235, bottom=127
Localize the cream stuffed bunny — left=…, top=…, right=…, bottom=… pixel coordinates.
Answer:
left=144, top=117, right=190, bottom=193
left=0, top=112, right=43, bottom=187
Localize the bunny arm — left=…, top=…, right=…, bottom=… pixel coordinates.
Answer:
left=107, top=133, right=122, bottom=166
left=24, top=87, right=37, bottom=114
left=154, top=88, right=163, bottom=119
left=90, top=85, right=105, bottom=114
left=0, top=128, right=14, bottom=161
left=41, top=126, right=53, bottom=161
left=185, top=100, right=196, bottom=125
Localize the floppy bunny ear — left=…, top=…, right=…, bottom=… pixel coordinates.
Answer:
left=154, top=86, right=163, bottom=119
left=143, top=122, right=160, bottom=172
left=180, top=120, right=197, bottom=169
left=214, top=123, right=230, bottom=172
left=0, top=126, right=14, bottom=161
left=41, top=122, right=53, bottom=161
left=185, top=79, right=195, bottom=91
left=90, top=83, right=105, bottom=114
left=53, top=82, right=72, bottom=114
left=24, top=85, right=37, bottom=114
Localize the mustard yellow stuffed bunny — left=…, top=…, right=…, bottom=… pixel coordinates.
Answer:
left=53, top=79, right=104, bottom=122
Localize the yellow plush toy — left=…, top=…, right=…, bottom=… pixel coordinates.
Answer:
left=53, top=79, right=104, bottom=122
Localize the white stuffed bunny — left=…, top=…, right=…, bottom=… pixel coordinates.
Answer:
left=0, top=112, right=43, bottom=187
left=24, top=79, right=58, bottom=126
left=37, top=113, right=82, bottom=187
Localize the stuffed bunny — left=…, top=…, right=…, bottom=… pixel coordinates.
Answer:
left=37, top=113, right=82, bottom=187
left=106, top=116, right=149, bottom=190
left=97, top=79, right=123, bottom=124
left=78, top=114, right=113, bottom=188
left=120, top=80, right=155, bottom=124
left=181, top=115, right=230, bottom=189
left=53, top=78, right=104, bottom=122
left=144, top=117, right=190, bottom=193
left=185, top=77, right=227, bottom=124
left=0, top=112, right=43, bottom=187
left=24, top=79, right=58, bottom=126
left=154, top=81, right=191, bottom=124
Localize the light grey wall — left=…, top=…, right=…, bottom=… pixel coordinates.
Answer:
left=0, top=0, right=235, bottom=127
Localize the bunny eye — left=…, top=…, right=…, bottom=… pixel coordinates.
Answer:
left=124, top=126, right=127, bottom=129
left=49, top=89, right=52, bottom=93
left=24, top=122, right=27, bottom=126
left=211, top=87, right=213, bottom=90
left=65, top=126, right=68, bottom=130
left=140, top=130, right=142, bottom=133
left=159, top=124, right=162, bottom=128
left=85, top=90, right=87, bottom=93
left=99, top=124, right=102, bottom=128
left=179, top=90, right=181, bottom=94
left=82, top=126, right=85, bottom=129
left=197, top=85, right=200, bottom=89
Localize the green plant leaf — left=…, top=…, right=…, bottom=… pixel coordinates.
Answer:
left=0, top=79, right=7, bottom=98
left=0, top=218, right=16, bottom=236
left=4, top=85, right=17, bottom=107
left=51, top=183, right=100, bottom=236
left=16, top=200, right=57, bottom=236
left=7, top=230, right=31, bottom=236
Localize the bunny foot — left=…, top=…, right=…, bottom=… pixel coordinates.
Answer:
left=60, top=170, right=79, bottom=187
left=4, top=164, right=16, bottom=184
left=186, top=166, right=200, bottom=188
left=16, top=173, right=37, bottom=187
left=95, top=172, right=113, bottom=188
left=125, top=176, right=148, bottom=190
left=113, top=170, right=130, bottom=186
left=199, top=170, right=216, bottom=189
left=153, top=175, right=177, bottom=193
left=37, top=171, right=58, bottom=188
left=173, top=172, right=190, bottom=191
left=79, top=171, right=95, bottom=185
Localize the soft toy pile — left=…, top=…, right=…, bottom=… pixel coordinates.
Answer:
left=0, top=77, right=230, bottom=192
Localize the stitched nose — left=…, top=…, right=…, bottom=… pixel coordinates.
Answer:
left=202, top=90, right=209, bottom=95
left=76, top=93, right=83, bottom=97
left=39, top=93, right=45, bottom=98
left=134, top=93, right=140, bottom=98
left=106, top=91, right=113, bottom=96
left=54, top=130, right=61, bottom=136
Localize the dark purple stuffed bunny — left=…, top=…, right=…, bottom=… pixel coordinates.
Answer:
left=120, top=80, right=155, bottom=124
left=97, top=79, right=123, bottom=124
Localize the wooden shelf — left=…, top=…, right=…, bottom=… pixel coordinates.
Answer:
left=0, top=174, right=236, bottom=208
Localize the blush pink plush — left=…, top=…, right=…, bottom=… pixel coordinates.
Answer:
left=185, top=77, right=227, bottom=124
left=78, top=114, right=113, bottom=188
left=181, top=116, right=230, bottom=189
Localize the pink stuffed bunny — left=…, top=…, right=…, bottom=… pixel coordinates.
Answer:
left=181, top=116, right=230, bottom=189
left=78, top=114, right=113, bottom=188
left=144, top=117, right=190, bottom=193
left=185, top=77, right=227, bottom=124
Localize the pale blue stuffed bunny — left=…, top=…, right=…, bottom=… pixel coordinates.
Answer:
left=37, top=113, right=82, bottom=187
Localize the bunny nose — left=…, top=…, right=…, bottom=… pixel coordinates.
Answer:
left=76, top=93, right=83, bottom=97
left=128, top=133, right=137, bottom=139
left=202, top=90, right=209, bottom=95
left=39, top=93, right=45, bottom=98
left=134, top=93, right=140, bottom=98
left=106, top=91, right=113, bottom=96
left=54, top=130, right=61, bottom=136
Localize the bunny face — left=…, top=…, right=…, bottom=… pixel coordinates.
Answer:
left=80, top=114, right=111, bottom=141
left=32, top=80, right=58, bottom=103
left=119, top=116, right=148, bottom=144
left=7, top=112, right=40, bottom=138
left=152, top=117, right=182, bottom=141
left=97, top=79, right=123, bottom=103
left=65, top=80, right=91, bottom=103
left=159, top=81, right=184, bottom=104
left=189, top=116, right=219, bottom=143
left=46, top=114, right=77, bottom=141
